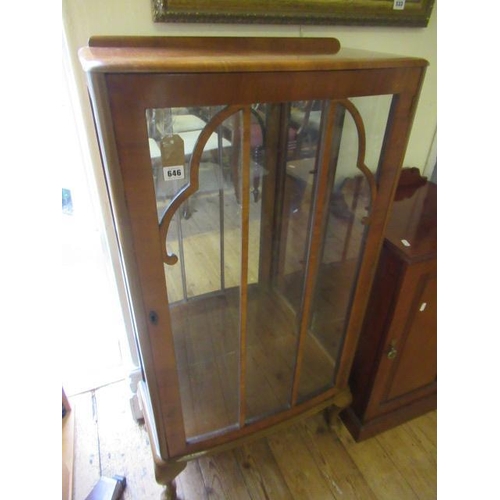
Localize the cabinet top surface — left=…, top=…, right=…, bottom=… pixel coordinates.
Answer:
left=78, top=36, right=428, bottom=74
left=385, top=182, right=437, bottom=262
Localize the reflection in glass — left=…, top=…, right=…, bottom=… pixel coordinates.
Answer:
left=245, top=102, right=322, bottom=422
left=296, top=96, right=393, bottom=401
left=146, top=106, right=242, bottom=439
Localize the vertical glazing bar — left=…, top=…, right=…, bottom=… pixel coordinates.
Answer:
left=176, top=209, right=188, bottom=301
left=239, top=107, right=252, bottom=427
left=257, top=104, right=282, bottom=286
left=341, top=175, right=363, bottom=261
left=318, top=104, right=346, bottom=265
left=271, top=103, right=293, bottom=287
left=217, top=126, right=226, bottom=291
left=291, top=101, right=338, bottom=406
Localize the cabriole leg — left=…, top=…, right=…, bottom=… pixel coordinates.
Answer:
left=324, top=387, right=353, bottom=431
left=160, top=479, right=178, bottom=500
left=154, top=460, right=186, bottom=500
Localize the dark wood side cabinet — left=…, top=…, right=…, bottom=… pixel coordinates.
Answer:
left=342, top=180, right=437, bottom=441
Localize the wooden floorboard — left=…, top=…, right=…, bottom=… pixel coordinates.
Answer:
left=335, top=422, right=420, bottom=500
left=95, top=383, right=164, bottom=500
left=266, top=423, right=342, bottom=499
left=70, top=379, right=437, bottom=500
left=300, top=414, right=378, bottom=500
left=176, top=461, right=208, bottom=500
left=71, top=391, right=101, bottom=500
left=233, top=439, right=294, bottom=500
left=62, top=406, right=76, bottom=500
left=198, top=452, right=253, bottom=500
left=375, top=424, right=437, bottom=500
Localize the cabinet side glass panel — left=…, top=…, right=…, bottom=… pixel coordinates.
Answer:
left=146, top=106, right=242, bottom=440
left=297, top=95, right=393, bottom=402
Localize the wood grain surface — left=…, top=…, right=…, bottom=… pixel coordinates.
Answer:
left=70, top=380, right=436, bottom=499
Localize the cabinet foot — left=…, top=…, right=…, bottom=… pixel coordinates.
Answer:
left=324, top=387, right=353, bottom=432
left=155, top=461, right=186, bottom=500
left=160, top=479, right=178, bottom=500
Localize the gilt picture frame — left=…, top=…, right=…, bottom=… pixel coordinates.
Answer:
left=152, top=0, right=435, bottom=27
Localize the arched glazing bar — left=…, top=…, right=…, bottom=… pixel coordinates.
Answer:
left=159, top=104, right=246, bottom=266
left=157, top=103, right=253, bottom=428
left=337, top=98, right=378, bottom=220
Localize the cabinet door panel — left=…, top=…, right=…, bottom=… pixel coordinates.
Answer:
left=297, top=96, right=393, bottom=402
left=144, top=97, right=394, bottom=442
left=365, top=258, right=437, bottom=419
left=387, top=271, right=437, bottom=400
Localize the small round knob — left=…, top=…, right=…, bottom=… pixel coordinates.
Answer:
left=149, top=310, right=159, bottom=325
left=387, top=344, right=397, bottom=359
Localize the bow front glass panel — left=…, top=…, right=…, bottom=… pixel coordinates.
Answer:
left=145, top=96, right=393, bottom=442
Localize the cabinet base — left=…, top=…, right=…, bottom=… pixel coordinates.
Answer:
left=341, top=394, right=436, bottom=441
left=139, top=381, right=353, bottom=499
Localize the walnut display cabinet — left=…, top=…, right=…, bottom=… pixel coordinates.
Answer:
left=79, top=37, right=427, bottom=499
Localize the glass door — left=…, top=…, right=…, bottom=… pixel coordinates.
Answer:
left=145, top=95, right=393, bottom=443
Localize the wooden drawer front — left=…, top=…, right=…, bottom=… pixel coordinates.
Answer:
left=365, top=256, right=436, bottom=420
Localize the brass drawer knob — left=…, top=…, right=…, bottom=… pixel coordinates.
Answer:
left=387, top=343, right=397, bottom=359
